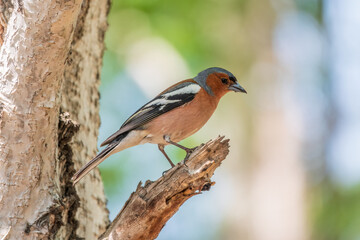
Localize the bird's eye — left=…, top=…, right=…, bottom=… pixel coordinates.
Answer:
left=221, top=78, right=228, bottom=84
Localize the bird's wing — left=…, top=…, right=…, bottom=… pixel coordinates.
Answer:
left=100, top=81, right=201, bottom=147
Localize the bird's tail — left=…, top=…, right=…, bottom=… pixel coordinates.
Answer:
left=71, top=134, right=127, bottom=185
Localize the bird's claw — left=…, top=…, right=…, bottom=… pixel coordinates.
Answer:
left=183, top=147, right=198, bottom=166
left=162, top=168, right=170, bottom=176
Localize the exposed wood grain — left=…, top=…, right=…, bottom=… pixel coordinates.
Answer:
left=99, top=136, right=230, bottom=240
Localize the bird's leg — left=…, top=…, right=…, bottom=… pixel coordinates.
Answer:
left=163, top=135, right=195, bottom=161
left=158, top=144, right=175, bottom=167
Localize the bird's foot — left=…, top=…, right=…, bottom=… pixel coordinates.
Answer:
left=162, top=169, right=170, bottom=176
left=183, top=147, right=198, bottom=165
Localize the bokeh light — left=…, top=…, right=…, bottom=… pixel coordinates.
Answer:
left=98, top=0, right=360, bottom=239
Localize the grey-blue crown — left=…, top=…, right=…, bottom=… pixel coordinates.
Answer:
left=193, top=67, right=236, bottom=96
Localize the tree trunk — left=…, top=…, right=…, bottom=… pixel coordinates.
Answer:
left=0, top=0, right=110, bottom=239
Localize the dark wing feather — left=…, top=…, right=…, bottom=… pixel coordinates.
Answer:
left=100, top=82, right=199, bottom=147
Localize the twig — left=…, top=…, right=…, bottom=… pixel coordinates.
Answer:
left=99, top=136, right=230, bottom=240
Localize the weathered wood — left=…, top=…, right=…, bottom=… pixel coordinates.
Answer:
left=99, top=136, right=230, bottom=240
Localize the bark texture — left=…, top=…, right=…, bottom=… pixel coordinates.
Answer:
left=0, top=0, right=109, bottom=239
left=100, top=136, right=230, bottom=240
left=61, top=0, right=110, bottom=238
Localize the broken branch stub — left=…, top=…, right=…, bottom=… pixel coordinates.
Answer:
left=99, top=136, right=230, bottom=240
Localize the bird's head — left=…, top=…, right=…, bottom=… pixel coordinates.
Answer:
left=194, top=67, right=247, bottom=98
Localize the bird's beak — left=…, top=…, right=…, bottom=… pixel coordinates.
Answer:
left=228, top=82, right=247, bottom=93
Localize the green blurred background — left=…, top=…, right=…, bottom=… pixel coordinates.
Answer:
left=98, top=0, right=360, bottom=239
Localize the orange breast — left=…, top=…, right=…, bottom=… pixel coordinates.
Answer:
left=143, top=88, right=220, bottom=144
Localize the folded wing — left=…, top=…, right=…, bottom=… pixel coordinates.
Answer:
left=100, top=81, right=201, bottom=147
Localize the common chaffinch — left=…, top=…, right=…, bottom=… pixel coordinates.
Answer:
left=72, top=67, right=246, bottom=184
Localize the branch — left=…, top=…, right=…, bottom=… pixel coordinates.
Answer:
left=99, top=136, right=230, bottom=240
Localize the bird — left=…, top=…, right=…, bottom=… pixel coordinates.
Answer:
left=71, top=67, right=246, bottom=184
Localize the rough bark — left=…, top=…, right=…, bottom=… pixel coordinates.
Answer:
left=0, top=0, right=109, bottom=239
left=61, top=0, right=110, bottom=238
left=100, top=136, right=230, bottom=240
